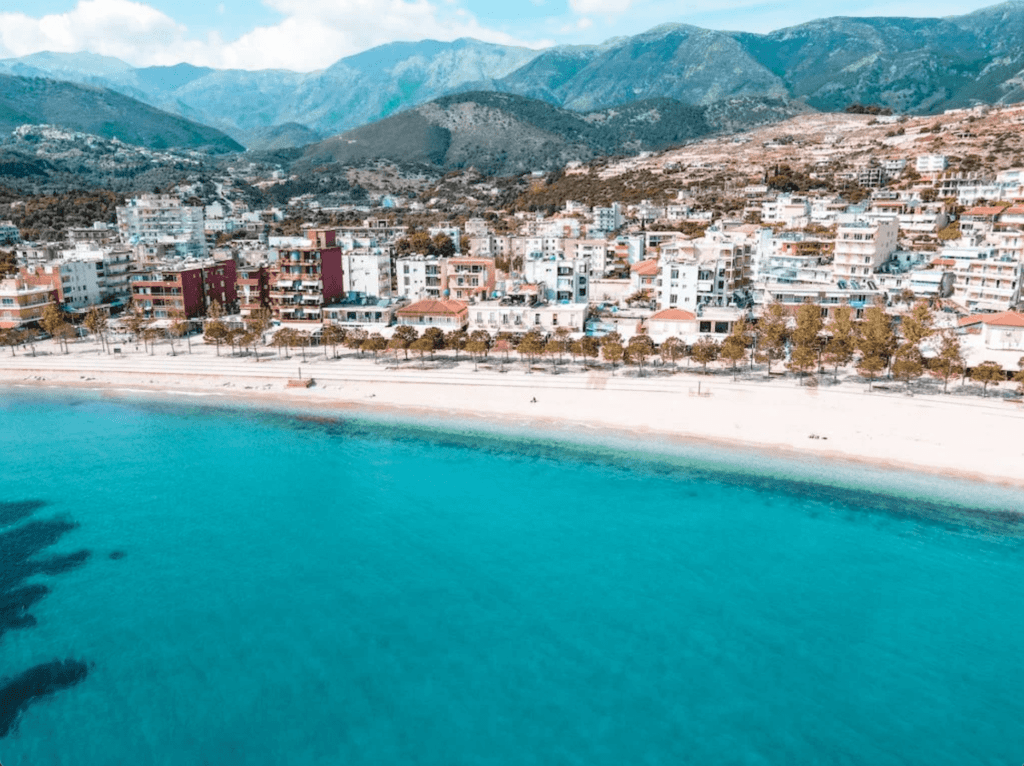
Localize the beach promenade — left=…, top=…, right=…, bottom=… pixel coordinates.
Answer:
left=2, top=336, right=1023, bottom=489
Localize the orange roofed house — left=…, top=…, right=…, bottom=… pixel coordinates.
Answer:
left=395, top=299, right=469, bottom=330
left=958, top=311, right=1024, bottom=353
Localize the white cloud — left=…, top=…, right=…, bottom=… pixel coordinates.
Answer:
left=0, top=0, right=549, bottom=71
left=0, top=0, right=189, bottom=62
left=569, top=0, right=634, bottom=14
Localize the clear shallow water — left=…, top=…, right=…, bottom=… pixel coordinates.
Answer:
left=1, top=389, right=1023, bottom=766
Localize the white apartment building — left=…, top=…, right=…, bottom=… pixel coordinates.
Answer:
left=916, top=154, right=949, bottom=174
left=591, top=203, right=623, bottom=233
left=522, top=255, right=590, bottom=303
left=342, top=249, right=392, bottom=300
left=116, top=194, right=207, bottom=258
left=654, top=259, right=699, bottom=311
left=396, top=254, right=444, bottom=301
left=761, top=195, right=811, bottom=227
left=467, top=234, right=512, bottom=260
left=523, top=236, right=566, bottom=260
left=940, top=246, right=1022, bottom=313
left=463, top=218, right=490, bottom=237
left=566, top=239, right=614, bottom=277
left=832, top=219, right=898, bottom=282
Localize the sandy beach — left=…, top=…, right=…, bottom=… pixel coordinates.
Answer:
left=2, top=336, right=1023, bottom=490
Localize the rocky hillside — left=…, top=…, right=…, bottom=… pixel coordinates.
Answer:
left=298, top=91, right=810, bottom=175
left=0, top=74, right=242, bottom=153
left=500, top=25, right=788, bottom=110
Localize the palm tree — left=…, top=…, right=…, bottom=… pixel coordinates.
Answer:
left=124, top=300, right=150, bottom=349
left=295, top=330, right=310, bottom=362
left=272, top=327, right=292, bottom=357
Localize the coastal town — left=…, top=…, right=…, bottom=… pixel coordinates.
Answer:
left=2, top=105, right=1024, bottom=400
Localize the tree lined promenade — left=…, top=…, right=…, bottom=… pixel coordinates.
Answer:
left=2, top=298, right=1023, bottom=401
left=2, top=296, right=1024, bottom=397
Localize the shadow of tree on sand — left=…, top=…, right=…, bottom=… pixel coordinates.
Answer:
left=0, top=499, right=91, bottom=737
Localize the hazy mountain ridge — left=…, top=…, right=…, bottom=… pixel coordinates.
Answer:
left=3, top=3, right=1024, bottom=150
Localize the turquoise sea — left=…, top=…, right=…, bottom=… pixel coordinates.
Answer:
left=1, top=388, right=1023, bottom=765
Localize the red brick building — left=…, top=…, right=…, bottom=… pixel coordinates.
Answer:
left=130, top=259, right=237, bottom=318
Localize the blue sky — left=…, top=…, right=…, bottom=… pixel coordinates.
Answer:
left=0, top=0, right=1008, bottom=71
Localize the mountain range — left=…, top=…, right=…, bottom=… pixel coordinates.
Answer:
left=2, top=2, right=1024, bottom=153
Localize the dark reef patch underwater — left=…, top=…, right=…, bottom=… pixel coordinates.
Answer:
left=0, top=498, right=90, bottom=737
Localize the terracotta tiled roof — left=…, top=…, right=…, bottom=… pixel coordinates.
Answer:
left=1003, top=206, right=1024, bottom=215
left=650, top=308, right=697, bottom=321
left=631, top=259, right=660, bottom=276
left=958, top=311, right=1024, bottom=328
left=396, top=299, right=468, bottom=316
left=962, top=206, right=1006, bottom=217
left=931, top=258, right=956, bottom=267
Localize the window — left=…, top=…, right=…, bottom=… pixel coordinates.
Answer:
left=715, top=322, right=729, bottom=334
left=699, top=321, right=711, bottom=333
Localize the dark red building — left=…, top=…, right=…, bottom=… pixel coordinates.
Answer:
left=270, top=229, right=343, bottom=323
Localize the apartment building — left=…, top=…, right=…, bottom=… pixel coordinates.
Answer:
left=939, top=246, right=1022, bottom=313
left=654, top=259, right=700, bottom=311
left=0, top=277, right=58, bottom=329
left=396, top=254, right=444, bottom=301
left=522, top=254, right=590, bottom=303
left=130, top=259, right=237, bottom=319
left=116, top=194, right=207, bottom=258
left=269, top=229, right=343, bottom=323
left=342, top=249, right=392, bottom=301
left=446, top=256, right=495, bottom=303
left=236, top=264, right=272, bottom=317
left=467, top=286, right=587, bottom=335
left=832, top=219, right=898, bottom=282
